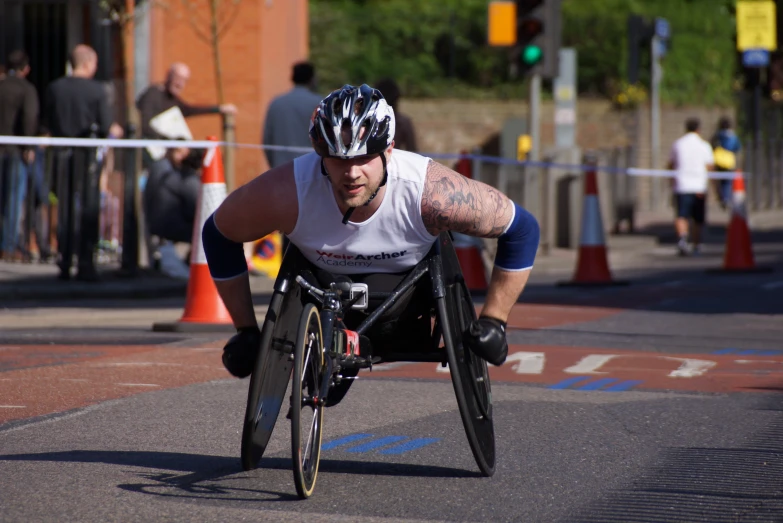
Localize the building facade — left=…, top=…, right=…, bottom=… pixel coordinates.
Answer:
left=0, top=0, right=309, bottom=187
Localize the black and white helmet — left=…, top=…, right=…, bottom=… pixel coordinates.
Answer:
left=309, top=84, right=395, bottom=159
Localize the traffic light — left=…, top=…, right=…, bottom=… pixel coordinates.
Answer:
left=516, top=0, right=561, bottom=78
left=627, top=14, right=654, bottom=85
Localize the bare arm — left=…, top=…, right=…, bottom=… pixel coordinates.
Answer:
left=211, top=163, right=298, bottom=328
left=421, top=159, right=513, bottom=238
left=421, top=160, right=532, bottom=322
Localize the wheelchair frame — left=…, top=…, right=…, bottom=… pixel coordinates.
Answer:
left=239, top=232, right=495, bottom=497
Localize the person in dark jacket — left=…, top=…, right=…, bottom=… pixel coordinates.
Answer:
left=45, top=44, right=122, bottom=281
left=143, top=143, right=203, bottom=245
left=136, top=62, right=237, bottom=141
left=0, top=49, right=39, bottom=260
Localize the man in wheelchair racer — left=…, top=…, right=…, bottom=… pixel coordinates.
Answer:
left=202, top=84, right=540, bottom=387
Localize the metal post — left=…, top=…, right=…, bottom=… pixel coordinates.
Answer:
left=650, top=35, right=662, bottom=211
left=470, top=147, right=482, bottom=184
left=752, top=83, right=762, bottom=210
left=223, top=113, right=236, bottom=192
left=121, top=124, right=139, bottom=275
left=528, top=73, right=542, bottom=218
left=529, top=73, right=541, bottom=162
left=539, top=157, right=550, bottom=256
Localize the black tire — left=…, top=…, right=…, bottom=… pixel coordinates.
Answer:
left=440, top=280, right=495, bottom=477
left=291, top=303, right=325, bottom=498
left=241, top=290, right=299, bottom=471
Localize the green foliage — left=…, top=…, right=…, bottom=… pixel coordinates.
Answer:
left=310, top=0, right=738, bottom=106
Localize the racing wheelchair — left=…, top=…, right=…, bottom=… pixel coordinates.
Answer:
left=239, top=232, right=494, bottom=498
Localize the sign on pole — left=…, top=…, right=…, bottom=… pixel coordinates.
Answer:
left=736, top=0, right=777, bottom=51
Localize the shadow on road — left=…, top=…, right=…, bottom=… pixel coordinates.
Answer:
left=0, top=449, right=478, bottom=503
left=568, top=393, right=783, bottom=522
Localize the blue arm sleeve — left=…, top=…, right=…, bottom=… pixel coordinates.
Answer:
left=494, top=203, right=540, bottom=271
left=202, top=212, right=248, bottom=280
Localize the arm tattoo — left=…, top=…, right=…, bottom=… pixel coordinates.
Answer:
left=421, top=160, right=514, bottom=238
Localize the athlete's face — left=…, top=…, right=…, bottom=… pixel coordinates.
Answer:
left=323, top=146, right=392, bottom=209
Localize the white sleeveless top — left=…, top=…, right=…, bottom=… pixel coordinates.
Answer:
left=288, top=150, right=437, bottom=274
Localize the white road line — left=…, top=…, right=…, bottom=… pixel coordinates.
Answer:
left=370, top=362, right=415, bottom=371
left=115, top=383, right=160, bottom=387
left=506, top=352, right=545, bottom=374
left=59, top=378, right=89, bottom=382
left=0, top=405, right=26, bottom=408
left=762, top=281, right=783, bottom=290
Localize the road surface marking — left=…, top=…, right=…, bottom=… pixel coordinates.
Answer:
left=564, top=354, right=716, bottom=378
left=322, top=434, right=374, bottom=450
left=507, top=352, right=545, bottom=374
left=115, top=383, right=160, bottom=387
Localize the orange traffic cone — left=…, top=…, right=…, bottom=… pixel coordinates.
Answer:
left=153, top=137, right=236, bottom=332
left=452, top=233, right=488, bottom=293
left=709, top=172, right=772, bottom=274
left=559, top=162, right=628, bottom=286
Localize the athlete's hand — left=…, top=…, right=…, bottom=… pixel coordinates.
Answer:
left=463, top=316, right=508, bottom=366
left=222, top=326, right=261, bottom=378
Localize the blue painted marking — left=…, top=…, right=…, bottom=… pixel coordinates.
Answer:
left=345, top=436, right=408, bottom=453
left=603, top=380, right=644, bottom=392
left=549, top=376, right=591, bottom=390
left=713, top=348, right=736, bottom=355
left=738, top=349, right=759, bottom=355
left=757, top=350, right=783, bottom=356
left=321, top=433, right=374, bottom=451
left=577, top=378, right=618, bottom=391
left=379, top=438, right=440, bottom=455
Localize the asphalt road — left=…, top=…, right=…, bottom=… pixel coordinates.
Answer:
left=2, top=256, right=783, bottom=522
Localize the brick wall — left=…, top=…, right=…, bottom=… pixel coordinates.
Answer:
left=400, top=98, right=734, bottom=167
left=149, top=0, right=309, bottom=188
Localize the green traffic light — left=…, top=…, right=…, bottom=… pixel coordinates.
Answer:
left=521, top=45, right=543, bottom=65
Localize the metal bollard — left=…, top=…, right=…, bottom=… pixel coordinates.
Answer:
left=121, top=123, right=139, bottom=275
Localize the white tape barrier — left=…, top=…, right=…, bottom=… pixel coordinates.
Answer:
left=0, top=134, right=311, bottom=153
left=0, top=135, right=746, bottom=180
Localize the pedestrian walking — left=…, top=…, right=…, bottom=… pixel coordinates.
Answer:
left=667, top=118, right=715, bottom=256
left=262, top=61, right=322, bottom=169
left=0, top=49, right=39, bottom=261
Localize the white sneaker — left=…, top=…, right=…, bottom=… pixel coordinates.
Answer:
left=677, top=239, right=689, bottom=257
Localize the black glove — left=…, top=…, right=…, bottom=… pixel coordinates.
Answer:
left=222, top=326, right=261, bottom=378
left=463, top=316, right=508, bottom=366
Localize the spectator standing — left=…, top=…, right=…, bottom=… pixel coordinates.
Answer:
left=0, top=50, right=39, bottom=261
left=667, top=118, right=715, bottom=256
left=136, top=62, right=237, bottom=143
left=710, top=117, right=742, bottom=209
left=262, top=62, right=322, bottom=168
left=44, top=44, right=122, bottom=281
left=375, top=78, right=417, bottom=152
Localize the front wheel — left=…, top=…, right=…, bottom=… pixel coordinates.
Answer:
left=441, top=281, right=495, bottom=477
left=291, top=303, right=325, bottom=499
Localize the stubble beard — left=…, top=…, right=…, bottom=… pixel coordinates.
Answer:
left=336, top=177, right=381, bottom=208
